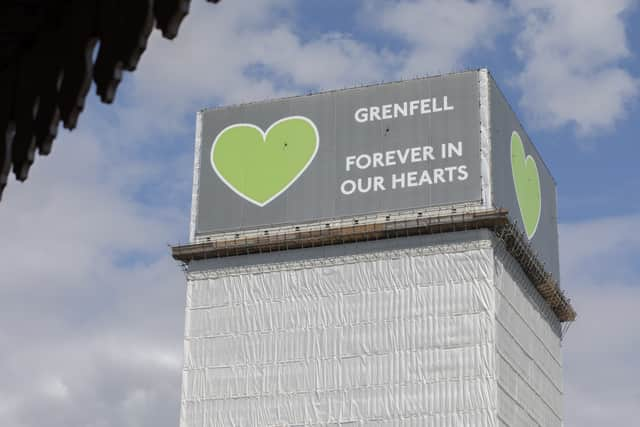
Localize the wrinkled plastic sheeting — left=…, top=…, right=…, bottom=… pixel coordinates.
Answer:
left=494, top=245, right=562, bottom=427
left=181, top=236, right=499, bottom=426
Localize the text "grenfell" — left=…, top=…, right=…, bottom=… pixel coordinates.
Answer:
left=354, top=96, right=454, bottom=124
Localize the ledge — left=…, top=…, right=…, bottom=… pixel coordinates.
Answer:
left=171, top=208, right=576, bottom=322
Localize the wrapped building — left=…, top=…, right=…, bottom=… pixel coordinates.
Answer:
left=173, top=69, right=575, bottom=426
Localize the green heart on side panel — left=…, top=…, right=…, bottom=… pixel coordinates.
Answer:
left=511, top=131, right=542, bottom=239
left=211, top=116, right=319, bottom=207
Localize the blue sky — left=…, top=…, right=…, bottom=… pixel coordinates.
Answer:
left=1, top=1, right=639, bottom=426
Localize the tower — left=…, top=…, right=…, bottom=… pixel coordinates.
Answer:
left=172, top=69, right=575, bottom=426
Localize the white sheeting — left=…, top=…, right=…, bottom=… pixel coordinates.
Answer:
left=494, top=245, right=562, bottom=427
left=478, top=68, right=493, bottom=209
left=179, top=232, right=562, bottom=426
left=189, top=111, right=203, bottom=243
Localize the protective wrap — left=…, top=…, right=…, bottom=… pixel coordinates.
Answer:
left=180, top=231, right=562, bottom=426
left=494, top=244, right=562, bottom=426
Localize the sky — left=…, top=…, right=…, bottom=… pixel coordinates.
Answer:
left=1, top=0, right=639, bottom=425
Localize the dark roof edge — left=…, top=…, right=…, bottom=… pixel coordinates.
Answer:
left=198, top=68, right=487, bottom=114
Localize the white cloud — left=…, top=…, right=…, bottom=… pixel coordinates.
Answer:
left=368, top=0, right=639, bottom=135
left=512, top=0, right=638, bottom=134
left=40, top=377, right=70, bottom=401
left=563, top=282, right=640, bottom=426
left=0, top=112, right=187, bottom=426
left=0, top=127, right=181, bottom=290
left=133, top=0, right=393, bottom=112
left=560, top=215, right=640, bottom=426
left=560, top=214, right=640, bottom=281
left=366, top=0, right=507, bottom=76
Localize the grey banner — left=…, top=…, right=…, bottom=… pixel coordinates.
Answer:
left=488, top=74, right=561, bottom=281
left=194, top=71, right=483, bottom=234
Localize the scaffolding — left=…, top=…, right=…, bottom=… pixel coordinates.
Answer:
left=172, top=206, right=576, bottom=323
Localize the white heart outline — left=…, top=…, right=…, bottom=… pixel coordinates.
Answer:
left=511, top=130, right=541, bottom=240
left=210, top=115, right=319, bottom=207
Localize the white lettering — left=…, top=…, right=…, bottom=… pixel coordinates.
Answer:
left=382, top=104, right=392, bottom=119
left=394, top=102, right=408, bottom=118
left=370, top=106, right=381, bottom=121
left=341, top=180, right=356, bottom=195
left=397, top=148, right=410, bottom=165
left=374, top=176, right=386, bottom=191
left=345, top=143, right=444, bottom=172
left=444, top=166, right=456, bottom=181
left=385, top=151, right=397, bottom=166
left=356, top=154, right=371, bottom=170
left=372, top=152, right=384, bottom=168
left=458, top=165, right=468, bottom=181
left=410, top=146, right=422, bottom=163
left=432, top=97, right=442, bottom=112
left=419, top=170, right=432, bottom=185
left=359, top=177, right=372, bottom=193
left=391, top=173, right=405, bottom=189
left=444, top=96, right=454, bottom=111
left=354, top=96, right=455, bottom=123
left=407, top=171, right=419, bottom=187
left=354, top=108, right=368, bottom=123
left=420, top=98, right=431, bottom=114
left=346, top=155, right=356, bottom=171
left=342, top=177, right=386, bottom=195
left=423, top=146, right=435, bottom=160
left=448, top=141, right=463, bottom=157
left=409, top=100, right=420, bottom=116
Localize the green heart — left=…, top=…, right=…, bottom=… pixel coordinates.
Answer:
left=211, top=116, right=319, bottom=206
left=511, top=131, right=541, bottom=239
